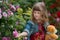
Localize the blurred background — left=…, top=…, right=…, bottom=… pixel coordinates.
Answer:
left=0, top=0, right=60, bottom=40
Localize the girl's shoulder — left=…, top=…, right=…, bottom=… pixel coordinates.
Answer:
left=43, top=22, right=50, bottom=29
left=27, top=20, right=35, bottom=25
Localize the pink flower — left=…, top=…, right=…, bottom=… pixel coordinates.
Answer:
left=9, top=4, right=16, bottom=11
left=0, top=14, right=2, bottom=19
left=1, top=7, right=6, bottom=11
left=16, top=21, right=20, bottom=25
left=2, top=37, right=7, bottom=40
left=3, top=12, right=7, bottom=18
left=56, top=18, right=60, bottom=22
left=2, top=37, right=11, bottom=40
left=7, top=9, right=13, bottom=16
left=13, top=29, right=18, bottom=38
left=16, top=5, right=20, bottom=9
left=16, top=21, right=19, bottom=25
left=10, top=12, right=13, bottom=16
left=0, top=8, right=2, bottom=14
left=7, top=37, right=11, bottom=40
left=48, top=12, right=51, bottom=16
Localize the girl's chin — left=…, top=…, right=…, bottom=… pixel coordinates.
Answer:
left=35, top=19, right=39, bottom=20
left=35, top=18, right=40, bottom=19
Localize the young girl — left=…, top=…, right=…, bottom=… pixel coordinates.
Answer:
left=16, top=2, right=50, bottom=40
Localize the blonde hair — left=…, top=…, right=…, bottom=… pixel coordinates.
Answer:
left=31, top=2, right=49, bottom=23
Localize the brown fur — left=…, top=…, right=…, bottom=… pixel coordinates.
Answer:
left=45, top=25, right=58, bottom=40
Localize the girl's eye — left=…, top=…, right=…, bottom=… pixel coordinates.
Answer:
left=34, top=12, right=36, bottom=14
left=38, top=12, right=40, bottom=14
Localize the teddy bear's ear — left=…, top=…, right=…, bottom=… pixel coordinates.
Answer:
left=54, top=29, right=57, bottom=33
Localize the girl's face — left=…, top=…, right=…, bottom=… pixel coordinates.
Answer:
left=33, top=11, right=42, bottom=20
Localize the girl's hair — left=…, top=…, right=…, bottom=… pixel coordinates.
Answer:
left=31, top=2, right=49, bottom=23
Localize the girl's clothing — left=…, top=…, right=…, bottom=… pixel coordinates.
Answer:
left=24, top=20, right=49, bottom=40
left=30, top=23, right=45, bottom=40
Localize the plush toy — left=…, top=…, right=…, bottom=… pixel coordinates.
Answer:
left=45, top=25, right=58, bottom=40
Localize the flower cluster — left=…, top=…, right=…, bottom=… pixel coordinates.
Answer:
left=0, top=2, right=23, bottom=40
left=45, top=0, right=60, bottom=26
left=0, top=2, right=32, bottom=40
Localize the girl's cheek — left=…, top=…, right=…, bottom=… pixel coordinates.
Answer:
left=34, top=14, right=39, bottom=18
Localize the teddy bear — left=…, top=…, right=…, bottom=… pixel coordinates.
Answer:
left=45, top=25, right=58, bottom=40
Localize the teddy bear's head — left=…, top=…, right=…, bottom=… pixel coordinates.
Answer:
left=47, top=25, right=57, bottom=33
